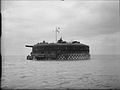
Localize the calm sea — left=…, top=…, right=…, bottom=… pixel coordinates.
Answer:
left=1, top=55, right=120, bottom=89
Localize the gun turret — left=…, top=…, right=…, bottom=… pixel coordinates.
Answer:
left=25, top=45, right=33, bottom=48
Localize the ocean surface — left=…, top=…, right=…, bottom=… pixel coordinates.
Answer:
left=1, top=55, right=120, bottom=89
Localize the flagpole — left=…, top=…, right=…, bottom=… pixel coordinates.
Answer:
left=56, top=27, right=57, bottom=43
left=55, top=26, right=60, bottom=43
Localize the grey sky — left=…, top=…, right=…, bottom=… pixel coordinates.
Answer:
left=2, top=0, right=120, bottom=55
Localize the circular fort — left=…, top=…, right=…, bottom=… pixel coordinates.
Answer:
left=25, top=38, right=90, bottom=60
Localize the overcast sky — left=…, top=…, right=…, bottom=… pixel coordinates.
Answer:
left=1, top=0, right=120, bottom=55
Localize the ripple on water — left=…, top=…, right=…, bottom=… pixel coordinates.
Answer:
left=2, top=55, right=120, bottom=89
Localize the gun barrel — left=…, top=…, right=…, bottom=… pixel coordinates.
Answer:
left=25, top=45, right=33, bottom=47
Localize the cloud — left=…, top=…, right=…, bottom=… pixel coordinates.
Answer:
left=1, top=0, right=120, bottom=55
left=62, top=0, right=119, bottom=37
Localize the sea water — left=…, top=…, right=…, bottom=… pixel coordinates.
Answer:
left=1, top=55, right=120, bottom=89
